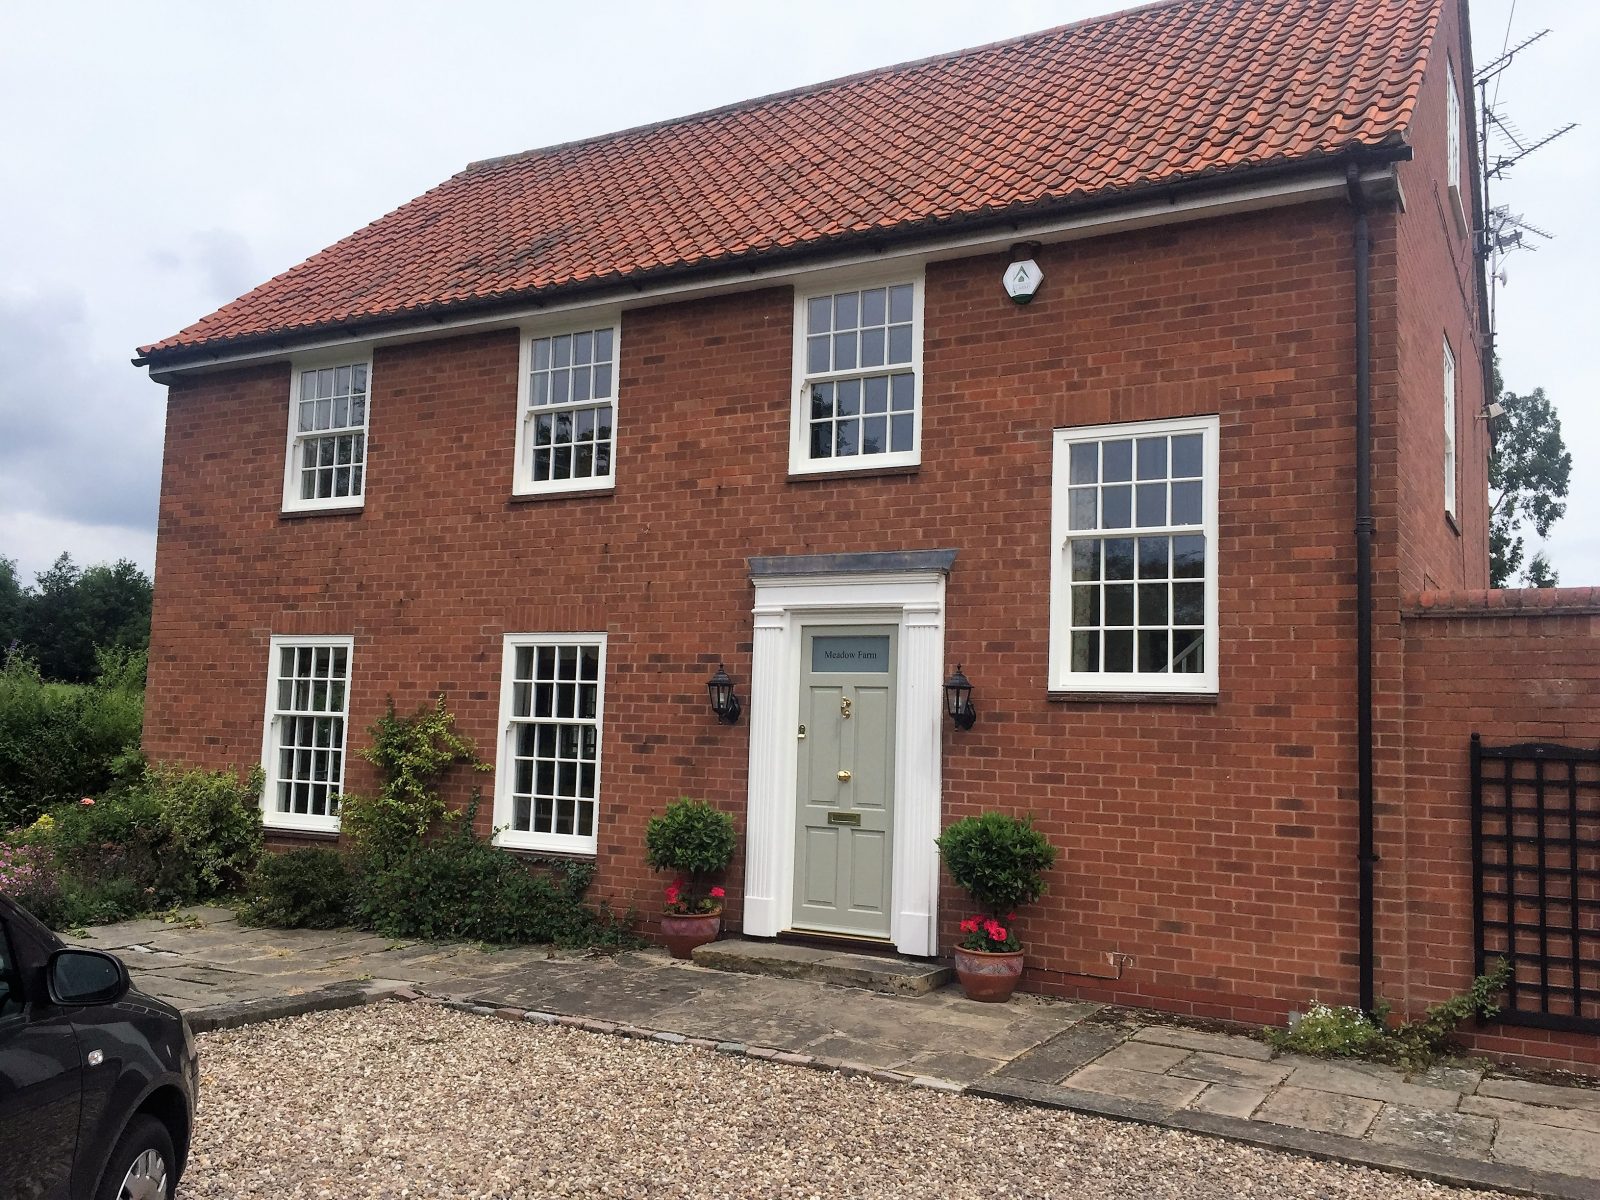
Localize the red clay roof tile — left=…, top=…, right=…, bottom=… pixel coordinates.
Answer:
left=141, top=0, right=1440, bottom=361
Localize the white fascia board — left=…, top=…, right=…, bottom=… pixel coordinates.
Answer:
left=145, top=165, right=1397, bottom=383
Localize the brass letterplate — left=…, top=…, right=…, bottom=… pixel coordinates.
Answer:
left=827, top=811, right=861, bottom=826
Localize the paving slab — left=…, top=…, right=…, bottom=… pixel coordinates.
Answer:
left=1093, top=1039, right=1192, bottom=1073
left=1462, top=1092, right=1600, bottom=1134
left=1492, top=1118, right=1600, bottom=1177
left=1170, top=1051, right=1294, bottom=1089
left=1411, top=1062, right=1486, bottom=1092
left=1130, top=1024, right=1275, bottom=1062
left=1369, top=1105, right=1497, bottom=1158
left=1255, top=1085, right=1383, bottom=1139
left=1478, top=1077, right=1600, bottom=1114
left=1063, top=1064, right=1207, bottom=1111
left=990, top=1023, right=1126, bottom=1084
left=1186, top=1082, right=1269, bottom=1119
left=1285, top=1061, right=1463, bottom=1112
left=690, top=938, right=953, bottom=995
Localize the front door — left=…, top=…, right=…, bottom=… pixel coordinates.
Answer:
left=793, top=626, right=897, bottom=937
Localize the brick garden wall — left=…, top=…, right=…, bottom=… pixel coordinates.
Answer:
left=1399, top=589, right=1600, bottom=1074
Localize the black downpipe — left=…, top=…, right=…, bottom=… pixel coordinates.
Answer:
left=1346, top=164, right=1376, bottom=1017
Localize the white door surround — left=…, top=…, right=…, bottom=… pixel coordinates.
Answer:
left=744, top=550, right=953, bottom=957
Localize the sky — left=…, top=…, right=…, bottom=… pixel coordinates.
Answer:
left=0, top=0, right=1592, bottom=587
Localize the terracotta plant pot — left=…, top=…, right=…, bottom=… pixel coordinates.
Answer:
left=660, top=909, right=723, bottom=959
left=953, top=945, right=1025, bottom=1002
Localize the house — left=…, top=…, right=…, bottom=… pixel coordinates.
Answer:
left=134, top=0, right=1600, bottom=1072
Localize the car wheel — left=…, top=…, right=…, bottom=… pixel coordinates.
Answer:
left=95, top=1114, right=175, bottom=1200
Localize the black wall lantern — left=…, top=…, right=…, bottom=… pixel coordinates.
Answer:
left=944, top=664, right=976, bottom=731
left=707, top=663, right=742, bottom=725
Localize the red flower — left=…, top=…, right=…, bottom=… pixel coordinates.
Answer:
left=1006, top=913, right=1017, bottom=923
left=709, top=886, right=726, bottom=899
left=959, top=916, right=981, bottom=934
left=664, top=883, right=680, bottom=902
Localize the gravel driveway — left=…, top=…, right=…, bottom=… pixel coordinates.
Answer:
left=181, top=1002, right=1511, bottom=1199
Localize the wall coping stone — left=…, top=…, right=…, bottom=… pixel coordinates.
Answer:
left=749, top=549, right=958, bottom=578
left=1405, top=587, right=1600, bottom=618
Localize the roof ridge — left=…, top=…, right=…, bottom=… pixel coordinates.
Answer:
left=463, top=0, right=1196, bottom=175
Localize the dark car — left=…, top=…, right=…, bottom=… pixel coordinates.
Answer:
left=0, top=893, right=196, bottom=1200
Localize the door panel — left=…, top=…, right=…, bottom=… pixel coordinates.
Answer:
left=793, top=625, right=897, bottom=938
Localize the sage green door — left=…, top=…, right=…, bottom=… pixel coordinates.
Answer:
left=793, top=626, right=897, bottom=937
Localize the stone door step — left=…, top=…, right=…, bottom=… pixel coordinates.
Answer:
left=691, top=938, right=953, bottom=996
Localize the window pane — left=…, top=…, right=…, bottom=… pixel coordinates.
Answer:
left=1171, top=433, right=1203, bottom=478
left=1071, top=631, right=1099, bottom=672
left=1171, top=630, right=1205, bottom=673
left=889, top=284, right=913, bottom=324
left=1137, top=437, right=1167, bottom=480
left=1104, top=538, right=1135, bottom=580
left=807, top=296, right=831, bottom=334
left=1138, top=582, right=1168, bottom=625
left=1104, top=583, right=1134, bottom=626
left=836, top=378, right=860, bottom=417
left=1101, top=485, right=1131, bottom=529
left=1136, top=482, right=1167, bottom=527
left=573, top=331, right=592, bottom=365
left=1138, top=536, right=1169, bottom=578
left=1069, top=443, right=1097, bottom=484
left=1173, top=582, right=1205, bottom=625
left=835, top=419, right=859, bottom=457
left=890, top=414, right=912, bottom=453
left=1173, top=535, right=1206, bottom=578
left=1171, top=481, right=1202, bottom=526
left=594, top=328, right=613, bottom=363
left=862, top=288, right=886, bottom=326
left=1071, top=585, right=1100, bottom=626
left=1138, top=629, right=1170, bottom=673
left=807, top=335, right=830, bottom=374
left=833, top=331, right=858, bottom=370
left=1103, top=440, right=1133, bottom=482
left=887, top=324, right=912, bottom=364
left=834, top=291, right=859, bottom=330
left=1104, top=631, right=1134, bottom=672
left=890, top=374, right=914, bottom=411
left=810, top=423, right=832, bottom=458
left=860, top=327, right=885, bottom=368
left=863, top=375, right=888, bottom=413
left=1070, top=539, right=1100, bottom=582
left=1068, top=488, right=1096, bottom=531
left=862, top=416, right=886, bottom=454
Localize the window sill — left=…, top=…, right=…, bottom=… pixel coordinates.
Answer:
left=261, top=825, right=342, bottom=841
left=1445, top=510, right=1461, bottom=538
left=1048, top=690, right=1220, bottom=705
left=509, top=483, right=616, bottom=504
left=499, top=845, right=598, bottom=864
left=787, top=463, right=919, bottom=484
left=281, top=503, right=364, bottom=520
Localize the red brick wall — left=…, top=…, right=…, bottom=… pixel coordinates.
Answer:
left=1398, top=589, right=1600, bottom=1074
left=147, top=202, right=1376, bottom=1029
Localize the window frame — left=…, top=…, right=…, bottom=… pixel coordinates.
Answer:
left=512, top=317, right=621, bottom=497
left=258, top=634, right=354, bottom=834
left=1443, top=337, right=1458, bottom=520
left=281, top=352, right=373, bottom=514
left=1048, top=414, right=1221, bottom=696
left=1445, top=58, right=1463, bottom=195
left=492, top=633, right=608, bottom=855
left=789, top=272, right=925, bottom=476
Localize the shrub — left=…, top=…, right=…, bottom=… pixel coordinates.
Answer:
left=644, top=797, right=736, bottom=911
left=149, top=764, right=264, bottom=901
left=0, top=650, right=144, bottom=828
left=1266, top=1001, right=1385, bottom=1058
left=936, top=812, right=1058, bottom=917
left=1267, top=961, right=1512, bottom=1069
left=0, top=840, right=66, bottom=927
left=340, top=695, right=487, bottom=869
left=361, top=819, right=639, bottom=948
left=238, top=848, right=354, bottom=929
left=50, top=791, right=165, bottom=900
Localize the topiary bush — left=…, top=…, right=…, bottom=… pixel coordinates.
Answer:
left=644, top=797, right=736, bottom=911
left=936, top=812, right=1058, bottom=919
left=237, top=848, right=354, bottom=930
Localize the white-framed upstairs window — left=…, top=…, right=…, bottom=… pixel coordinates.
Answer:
left=1443, top=337, right=1458, bottom=520
left=259, top=635, right=353, bottom=833
left=1048, top=415, right=1220, bottom=694
left=283, top=357, right=371, bottom=512
left=513, top=323, right=618, bottom=495
left=493, top=634, right=606, bottom=854
left=790, top=275, right=923, bottom=475
left=1446, top=58, right=1463, bottom=195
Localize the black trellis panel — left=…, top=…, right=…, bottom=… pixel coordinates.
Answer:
left=1472, top=735, right=1600, bottom=1034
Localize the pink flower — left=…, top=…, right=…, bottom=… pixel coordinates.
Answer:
left=709, top=886, right=725, bottom=899
left=80, top=797, right=95, bottom=806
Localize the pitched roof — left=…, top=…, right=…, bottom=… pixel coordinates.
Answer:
left=140, top=0, right=1440, bottom=363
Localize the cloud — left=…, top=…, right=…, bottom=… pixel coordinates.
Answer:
left=0, top=287, right=164, bottom=568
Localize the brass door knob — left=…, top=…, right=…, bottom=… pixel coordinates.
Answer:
left=837, top=769, right=852, bottom=782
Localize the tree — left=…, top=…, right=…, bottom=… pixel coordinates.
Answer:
left=6, top=552, right=153, bottom=682
left=1490, top=378, right=1571, bottom=589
